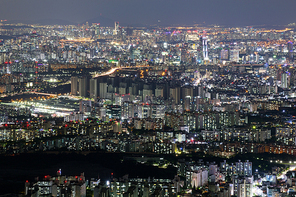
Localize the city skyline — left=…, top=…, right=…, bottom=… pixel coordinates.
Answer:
left=0, top=0, right=296, bottom=26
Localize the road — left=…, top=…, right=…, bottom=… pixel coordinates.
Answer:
left=93, top=65, right=150, bottom=78
left=277, top=165, right=296, bottom=180
left=0, top=65, right=151, bottom=99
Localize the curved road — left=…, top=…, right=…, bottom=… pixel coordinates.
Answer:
left=93, top=65, right=150, bottom=78
left=24, top=65, right=151, bottom=97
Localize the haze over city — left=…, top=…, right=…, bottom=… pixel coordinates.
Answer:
left=0, top=0, right=296, bottom=26
left=2, top=0, right=296, bottom=196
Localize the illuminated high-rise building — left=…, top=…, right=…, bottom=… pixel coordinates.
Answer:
left=122, top=101, right=134, bottom=119
left=90, top=78, right=98, bottom=100
left=155, top=85, right=164, bottom=98
left=288, top=41, right=293, bottom=60
left=151, top=104, right=165, bottom=119
left=95, top=23, right=101, bottom=39
left=235, top=160, right=252, bottom=176
left=12, top=60, right=23, bottom=73
left=202, top=30, right=209, bottom=61
left=79, top=77, right=88, bottom=97
left=71, top=76, right=78, bottom=95
left=220, top=49, right=229, bottom=60
left=281, top=72, right=288, bottom=88
left=99, top=82, right=107, bottom=99
left=196, top=35, right=203, bottom=63
left=114, top=22, right=119, bottom=35
left=230, top=50, right=240, bottom=62
left=106, top=105, right=121, bottom=119
left=170, top=87, right=180, bottom=104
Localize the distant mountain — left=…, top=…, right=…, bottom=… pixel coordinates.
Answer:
left=3, top=19, right=35, bottom=24
left=4, top=17, right=202, bottom=27
left=83, top=16, right=115, bottom=27
left=4, top=19, right=77, bottom=25
left=119, top=22, right=147, bottom=28
left=34, top=19, right=77, bottom=25
left=83, top=16, right=147, bottom=27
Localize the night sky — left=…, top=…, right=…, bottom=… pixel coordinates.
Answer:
left=0, top=0, right=295, bottom=26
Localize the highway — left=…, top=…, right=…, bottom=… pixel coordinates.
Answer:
left=93, top=65, right=150, bottom=78
left=277, top=165, right=296, bottom=180
left=0, top=65, right=150, bottom=99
